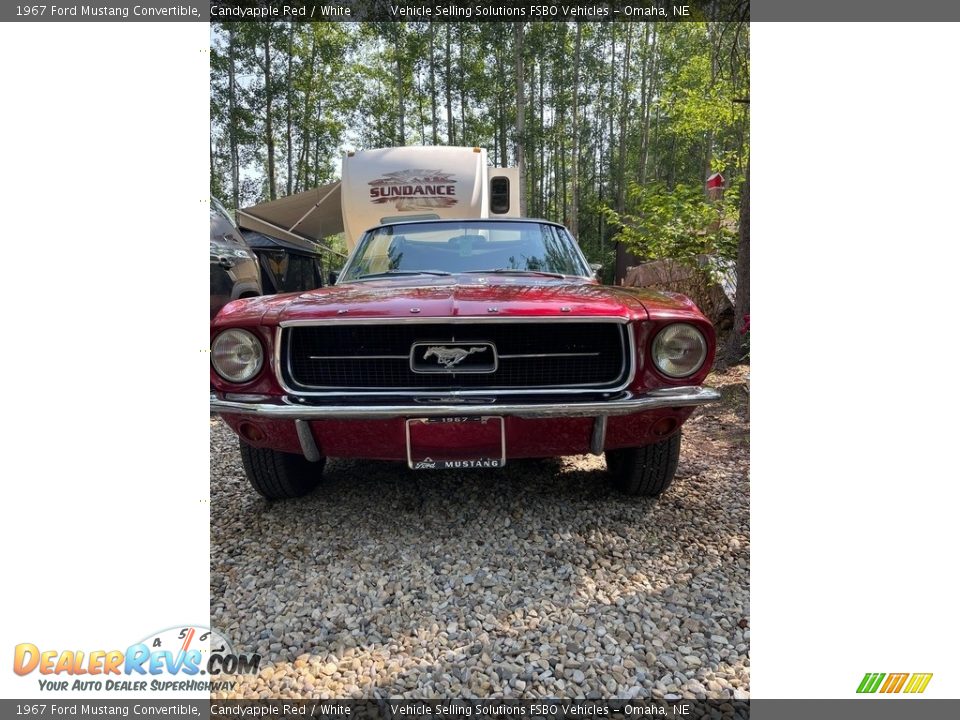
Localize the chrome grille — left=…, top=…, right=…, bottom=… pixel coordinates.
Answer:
left=281, top=320, right=631, bottom=394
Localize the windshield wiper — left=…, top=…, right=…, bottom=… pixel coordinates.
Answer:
left=461, top=269, right=568, bottom=279
left=356, top=269, right=452, bottom=279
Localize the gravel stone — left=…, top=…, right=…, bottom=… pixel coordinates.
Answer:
left=659, top=654, right=678, bottom=670
left=210, top=367, right=750, bottom=699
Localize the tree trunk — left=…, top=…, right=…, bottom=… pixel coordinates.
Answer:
left=264, top=33, right=276, bottom=200
left=445, top=25, right=454, bottom=144
left=285, top=23, right=294, bottom=196
left=298, top=34, right=318, bottom=193
left=513, top=23, right=526, bottom=216
left=569, top=23, right=582, bottom=239
left=429, top=22, right=438, bottom=145
left=607, top=25, right=615, bottom=205
left=314, top=91, right=321, bottom=184
left=538, top=61, right=545, bottom=217
left=395, top=29, right=406, bottom=145
left=704, top=23, right=719, bottom=188
left=726, top=164, right=750, bottom=364
left=415, top=68, right=427, bottom=143
left=227, top=28, right=240, bottom=210
left=599, top=23, right=616, bottom=261
left=639, top=24, right=657, bottom=185
left=498, top=89, right=507, bottom=168
left=616, top=24, right=632, bottom=213
left=528, top=59, right=535, bottom=213
left=614, top=24, right=634, bottom=284
left=458, top=25, right=468, bottom=144
left=497, top=44, right=507, bottom=165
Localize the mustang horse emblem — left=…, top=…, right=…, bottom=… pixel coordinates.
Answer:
left=423, top=346, right=487, bottom=368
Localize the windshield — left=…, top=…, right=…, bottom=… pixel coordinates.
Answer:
left=340, top=221, right=591, bottom=281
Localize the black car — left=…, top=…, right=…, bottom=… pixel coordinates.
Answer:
left=210, top=197, right=262, bottom=318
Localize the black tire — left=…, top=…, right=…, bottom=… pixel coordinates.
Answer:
left=605, top=432, right=682, bottom=497
left=238, top=442, right=324, bottom=500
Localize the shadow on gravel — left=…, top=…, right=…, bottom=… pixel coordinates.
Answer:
left=239, top=455, right=659, bottom=550
left=209, top=368, right=750, bottom=699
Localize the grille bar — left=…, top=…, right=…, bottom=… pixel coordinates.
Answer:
left=498, top=352, right=600, bottom=359
left=308, top=354, right=408, bottom=360
left=281, top=319, right=633, bottom=395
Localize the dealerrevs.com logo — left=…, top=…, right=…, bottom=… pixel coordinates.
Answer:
left=13, top=626, right=260, bottom=693
left=857, top=672, right=933, bottom=694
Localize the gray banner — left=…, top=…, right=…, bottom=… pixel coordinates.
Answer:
left=0, top=1, right=738, bottom=22
left=2, top=699, right=960, bottom=719
left=4, top=0, right=960, bottom=23
left=752, top=699, right=960, bottom=719
left=752, top=0, right=960, bottom=20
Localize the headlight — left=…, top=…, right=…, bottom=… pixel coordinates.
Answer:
left=652, top=323, right=708, bottom=378
left=211, top=329, right=264, bottom=383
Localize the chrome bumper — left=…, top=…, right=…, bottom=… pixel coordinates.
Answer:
left=209, top=386, right=721, bottom=421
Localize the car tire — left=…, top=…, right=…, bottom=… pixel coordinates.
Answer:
left=605, top=432, right=682, bottom=497
left=239, top=441, right=324, bottom=500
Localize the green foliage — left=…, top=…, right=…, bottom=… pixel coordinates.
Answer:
left=209, top=20, right=749, bottom=276
left=602, top=182, right=740, bottom=268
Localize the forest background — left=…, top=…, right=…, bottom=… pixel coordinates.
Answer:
left=210, top=21, right=749, bottom=359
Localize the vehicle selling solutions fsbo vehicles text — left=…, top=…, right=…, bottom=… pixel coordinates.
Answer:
left=389, top=5, right=689, bottom=19
left=390, top=4, right=613, bottom=19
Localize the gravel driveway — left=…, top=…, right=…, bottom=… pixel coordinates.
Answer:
left=210, top=367, right=749, bottom=701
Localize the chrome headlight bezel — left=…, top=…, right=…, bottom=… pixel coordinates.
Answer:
left=651, top=323, right=708, bottom=379
left=211, top=329, right=264, bottom=384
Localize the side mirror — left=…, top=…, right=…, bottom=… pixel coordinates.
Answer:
left=327, top=270, right=339, bottom=286
left=589, top=263, right=602, bottom=280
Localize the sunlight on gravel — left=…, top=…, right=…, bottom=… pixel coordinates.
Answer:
left=210, top=366, right=749, bottom=701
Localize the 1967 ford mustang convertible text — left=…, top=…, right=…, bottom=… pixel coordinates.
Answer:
left=210, top=218, right=720, bottom=500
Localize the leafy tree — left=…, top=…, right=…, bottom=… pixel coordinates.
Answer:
left=602, top=182, right=740, bottom=268
left=209, top=19, right=749, bottom=345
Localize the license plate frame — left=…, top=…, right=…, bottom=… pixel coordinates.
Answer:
left=405, top=416, right=506, bottom=470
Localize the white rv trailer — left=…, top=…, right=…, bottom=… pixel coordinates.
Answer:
left=236, top=146, right=521, bottom=256
left=341, top=146, right=520, bottom=250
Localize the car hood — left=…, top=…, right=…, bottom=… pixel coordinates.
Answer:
left=213, top=276, right=705, bottom=327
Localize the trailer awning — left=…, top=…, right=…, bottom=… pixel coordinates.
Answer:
left=236, top=182, right=345, bottom=257
left=242, top=229, right=322, bottom=256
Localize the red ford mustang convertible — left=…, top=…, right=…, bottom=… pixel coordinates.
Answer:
left=210, top=218, right=719, bottom=499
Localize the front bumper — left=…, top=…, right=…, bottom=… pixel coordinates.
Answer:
left=212, top=386, right=720, bottom=461
left=210, top=385, right=721, bottom=420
